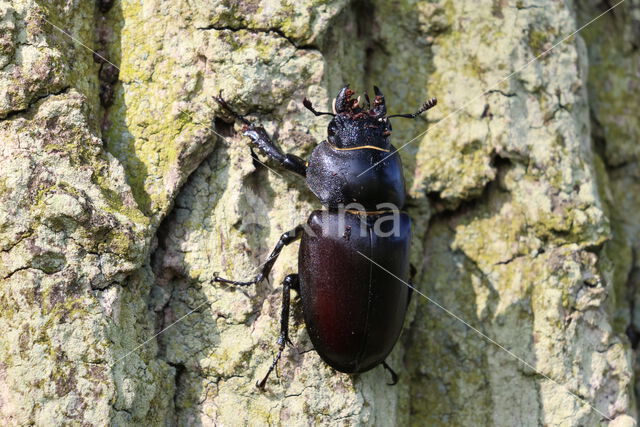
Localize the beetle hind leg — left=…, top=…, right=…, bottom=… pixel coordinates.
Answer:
left=257, top=274, right=299, bottom=389
left=382, top=361, right=399, bottom=386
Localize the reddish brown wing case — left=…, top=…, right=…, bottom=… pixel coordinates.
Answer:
left=298, top=210, right=411, bottom=373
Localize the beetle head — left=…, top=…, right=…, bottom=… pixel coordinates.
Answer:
left=327, top=85, right=392, bottom=149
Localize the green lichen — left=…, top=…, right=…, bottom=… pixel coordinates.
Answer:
left=92, top=171, right=148, bottom=225
left=528, top=29, right=549, bottom=56
left=0, top=177, right=7, bottom=196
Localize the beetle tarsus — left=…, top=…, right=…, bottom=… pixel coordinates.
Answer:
left=256, top=345, right=284, bottom=390
left=387, top=97, right=437, bottom=119
left=214, top=91, right=251, bottom=125
left=213, top=275, right=261, bottom=287
left=213, top=227, right=303, bottom=288
left=257, top=274, right=299, bottom=389
left=382, top=361, right=399, bottom=385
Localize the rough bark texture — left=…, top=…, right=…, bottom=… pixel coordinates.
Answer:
left=0, top=0, right=639, bottom=425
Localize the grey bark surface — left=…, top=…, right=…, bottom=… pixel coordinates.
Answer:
left=0, top=0, right=639, bottom=425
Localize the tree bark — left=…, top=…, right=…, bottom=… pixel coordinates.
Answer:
left=0, top=0, right=638, bottom=425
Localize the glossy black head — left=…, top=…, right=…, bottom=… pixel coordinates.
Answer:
left=327, top=85, right=393, bottom=150
left=304, top=85, right=406, bottom=210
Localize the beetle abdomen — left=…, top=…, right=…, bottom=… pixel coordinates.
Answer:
left=298, top=210, right=411, bottom=373
left=306, top=142, right=406, bottom=210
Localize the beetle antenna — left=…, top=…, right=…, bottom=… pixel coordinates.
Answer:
left=303, top=98, right=336, bottom=117
left=387, top=97, right=437, bottom=119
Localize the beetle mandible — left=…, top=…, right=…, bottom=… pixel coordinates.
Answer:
left=214, top=85, right=437, bottom=388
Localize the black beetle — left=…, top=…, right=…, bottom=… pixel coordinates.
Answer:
left=214, top=85, right=437, bottom=388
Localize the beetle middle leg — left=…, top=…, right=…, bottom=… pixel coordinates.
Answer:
left=214, top=94, right=307, bottom=177
left=214, top=225, right=303, bottom=287
left=256, top=273, right=299, bottom=389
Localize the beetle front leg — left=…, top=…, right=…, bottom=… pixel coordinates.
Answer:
left=214, top=95, right=307, bottom=177
left=257, top=273, right=299, bottom=389
left=214, top=226, right=304, bottom=287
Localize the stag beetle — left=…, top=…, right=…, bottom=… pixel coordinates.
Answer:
left=214, top=85, right=436, bottom=388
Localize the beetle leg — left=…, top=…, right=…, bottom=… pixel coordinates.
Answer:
left=257, top=274, right=299, bottom=389
left=407, top=263, right=417, bottom=307
left=214, top=226, right=304, bottom=287
left=213, top=92, right=252, bottom=126
left=382, top=361, right=399, bottom=386
left=242, top=126, right=307, bottom=176
left=214, top=94, right=307, bottom=177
